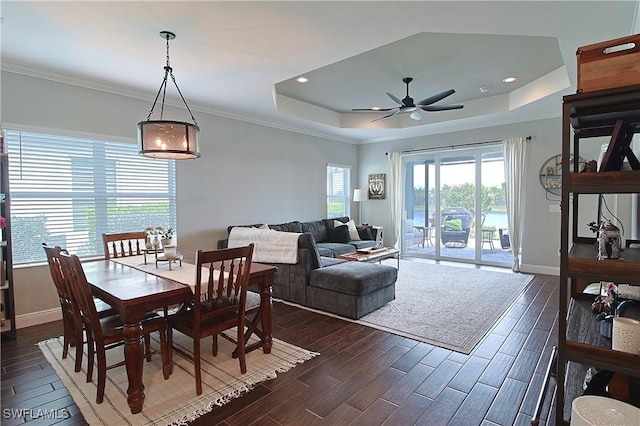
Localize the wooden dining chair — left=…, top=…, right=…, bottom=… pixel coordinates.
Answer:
left=42, top=244, right=117, bottom=371
left=58, top=251, right=171, bottom=404
left=168, top=244, right=254, bottom=395
left=102, top=231, right=147, bottom=260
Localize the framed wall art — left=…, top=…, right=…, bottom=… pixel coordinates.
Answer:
left=368, top=173, right=385, bottom=199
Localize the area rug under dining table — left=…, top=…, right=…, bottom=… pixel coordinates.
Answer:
left=39, top=329, right=317, bottom=425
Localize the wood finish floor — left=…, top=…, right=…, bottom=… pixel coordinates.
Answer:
left=1, top=272, right=559, bottom=425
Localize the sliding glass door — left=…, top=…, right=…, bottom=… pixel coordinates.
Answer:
left=402, top=145, right=510, bottom=267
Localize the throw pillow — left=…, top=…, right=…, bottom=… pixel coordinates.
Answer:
left=444, top=218, right=463, bottom=231
left=357, top=225, right=374, bottom=241
left=327, top=225, right=351, bottom=243
left=334, top=219, right=361, bottom=241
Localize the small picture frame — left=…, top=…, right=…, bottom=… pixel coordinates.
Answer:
left=368, top=173, right=386, bottom=199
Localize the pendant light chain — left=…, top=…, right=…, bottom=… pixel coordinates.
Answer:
left=144, top=32, right=198, bottom=125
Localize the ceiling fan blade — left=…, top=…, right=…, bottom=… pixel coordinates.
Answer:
left=420, top=104, right=464, bottom=111
left=352, top=108, right=395, bottom=112
left=386, top=92, right=403, bottom=106
left=409, top=111, right=422, bottom=121
left=372, top=110, right=400, bottom=122
left=417, top=89, right=456, bottom=106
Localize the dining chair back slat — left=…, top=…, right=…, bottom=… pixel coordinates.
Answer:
left=169, top=244, right=254, bottom=395
left=102, top=231, right=147, bottom=259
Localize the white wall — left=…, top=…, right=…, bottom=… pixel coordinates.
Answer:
left=2, top=70, right=564, bottom=323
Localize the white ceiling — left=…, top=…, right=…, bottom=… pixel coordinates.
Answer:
left=1, top=1, right=638, bottom=144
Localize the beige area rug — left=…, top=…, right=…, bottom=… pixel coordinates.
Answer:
left=39, top=331, right=318, bottom=425
left=358, top=260, right=533, bottom=354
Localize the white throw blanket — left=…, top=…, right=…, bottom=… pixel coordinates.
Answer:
left=228, top=227, right=300, bottom=264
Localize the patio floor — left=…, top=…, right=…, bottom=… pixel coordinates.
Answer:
left=404, top=235, right=513, bottom=265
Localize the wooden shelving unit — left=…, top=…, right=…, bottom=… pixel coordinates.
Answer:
left=0, top=146, right=16, bottom=339
left=556, top=85, right=640, bottom=424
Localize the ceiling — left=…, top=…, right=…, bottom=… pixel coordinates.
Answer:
left=1, top=1, right=638, bottom=144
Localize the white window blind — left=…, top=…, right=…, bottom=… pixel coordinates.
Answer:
left=3, top=130, right=176, bottom=265
left=326, top=164, right=351, bottom=218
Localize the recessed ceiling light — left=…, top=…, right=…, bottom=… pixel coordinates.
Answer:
left=479, top=86, right=491, bottom=93
left=372, top=107, right=381, bottom=111
left=296, top=77, right=309, bottom=83
left=503, top=77, right=517, bottom=83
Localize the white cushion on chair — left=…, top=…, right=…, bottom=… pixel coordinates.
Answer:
left=246, top=291, right=261, bottom=311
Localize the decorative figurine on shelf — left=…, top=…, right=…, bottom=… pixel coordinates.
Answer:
left=588, top=221, right=622, bottom=260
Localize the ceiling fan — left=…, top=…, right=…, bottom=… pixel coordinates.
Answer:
left=352, top=77, right=463, bottom=122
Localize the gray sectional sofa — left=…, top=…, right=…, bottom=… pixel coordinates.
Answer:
left=218, top=217, right=397, bottom=319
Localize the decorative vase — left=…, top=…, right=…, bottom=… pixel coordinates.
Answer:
left=161, top=238, right=171, bottom=247
left=145, top=237, right=154, bottom=250
left=152, top=235, right=161, bottom=250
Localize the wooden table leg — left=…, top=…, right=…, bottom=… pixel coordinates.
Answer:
left=123, top=321, right=145, bottom=414
left=259, top=281, right=273, bottom=354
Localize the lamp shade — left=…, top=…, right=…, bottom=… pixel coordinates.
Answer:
left=353, top=188, right=365, bottom=202
left=138, top=120, right=200, bottom=159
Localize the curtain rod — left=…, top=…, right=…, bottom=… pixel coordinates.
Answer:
left=385, top=136, right=531, bottom=156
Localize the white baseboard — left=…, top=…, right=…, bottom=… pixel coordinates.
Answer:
left=16, top=308, right=62, bottom=329
left=521, top=264, right=559, bottom=276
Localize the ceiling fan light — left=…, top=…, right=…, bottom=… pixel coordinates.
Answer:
left=409, top=111, right=422, bottom=121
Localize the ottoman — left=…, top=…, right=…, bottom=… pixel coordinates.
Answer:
left=307, top=261, right=397, bottom=319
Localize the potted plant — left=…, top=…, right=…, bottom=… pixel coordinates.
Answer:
left=160, top=227, right=174, bottom=246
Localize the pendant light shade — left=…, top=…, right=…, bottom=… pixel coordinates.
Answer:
left=138, top=121, right=199, bottom=160
left=138, top=31, right=200, bottom=160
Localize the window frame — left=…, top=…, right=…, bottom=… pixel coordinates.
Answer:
left=3, top=128, right=177, bottom=265
left=326, top=163, right=351, bottom=219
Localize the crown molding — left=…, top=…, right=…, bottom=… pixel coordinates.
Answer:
left=1, top=61, right=357, bottom=145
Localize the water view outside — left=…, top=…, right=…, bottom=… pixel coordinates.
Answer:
left=412, top=210, right=507, bottom=230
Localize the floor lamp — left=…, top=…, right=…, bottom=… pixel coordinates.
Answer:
left=353, top=189, right=366, bottom=225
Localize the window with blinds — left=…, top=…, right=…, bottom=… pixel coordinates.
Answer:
left=3, top=130, right=176, bottom=265
left=326, top=164, right=351, bottom=219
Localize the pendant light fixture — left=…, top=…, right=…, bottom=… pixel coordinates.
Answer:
left=138, top=31, right=200, bottom=159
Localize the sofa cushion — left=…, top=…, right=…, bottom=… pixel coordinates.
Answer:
left=349, top=240, right=377, bottom=250
left=310, top=262, right=397, bottom=296
left=320, top=256, right=346, bottom=267
left=318, top=246, right=334, bottom=257
left=317, top=242, right=355, bottom=257
left=327, top=225, right=350, bottom=243
left=268, top=221, right=303, bottom=233
left=301, top=220, right=329, bottom=244
left=298, top=232, right=322, bottom=270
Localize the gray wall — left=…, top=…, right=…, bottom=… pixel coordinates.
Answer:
left=357, top=118, right=564, bottom=274
left=2, top=70, right=562, bottom=323
left=1, top=71, right=358, bottom=320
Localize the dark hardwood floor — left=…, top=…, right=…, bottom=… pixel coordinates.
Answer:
left=1, top=271, right=558, bottom=425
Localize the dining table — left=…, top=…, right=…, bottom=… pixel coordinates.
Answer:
left=81, top=256, right=277, bottom=414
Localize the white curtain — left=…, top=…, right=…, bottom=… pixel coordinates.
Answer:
left=388, top=152, right=402, bottom=247
left=503, top=137, right=528, bottom=272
